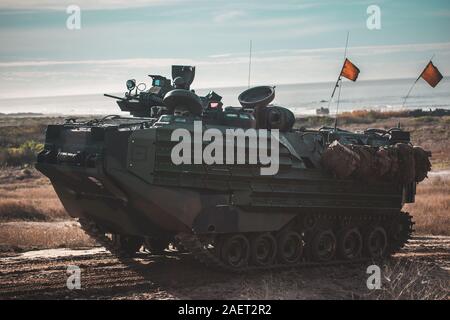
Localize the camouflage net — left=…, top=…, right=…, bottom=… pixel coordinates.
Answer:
left=321, top=141, right=432, bottom=184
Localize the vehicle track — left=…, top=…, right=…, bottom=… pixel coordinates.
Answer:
left=0, top=235, right=448, bottom=300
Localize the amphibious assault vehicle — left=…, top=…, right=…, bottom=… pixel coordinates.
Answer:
left=36, top=65, right=431, bottom=271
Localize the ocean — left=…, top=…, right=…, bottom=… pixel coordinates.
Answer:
left=0, top=77, right=449, bottom=116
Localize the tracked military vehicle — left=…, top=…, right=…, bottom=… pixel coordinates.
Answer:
left=36, top=65, right=431, bottom=271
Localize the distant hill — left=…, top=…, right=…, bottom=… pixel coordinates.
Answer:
left=0, top=112, right=44, bottom=117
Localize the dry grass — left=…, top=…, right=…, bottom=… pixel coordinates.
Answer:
left=232, top=269, right=361, bottom=300
left=0, top=221, right=95, bottom=252
left=369, top=260, right=449, bottom=300
left=234, top=259, right=449, bottom=300
left=0, top=140, right=44, bottom=167
left=0, top=168, right=85, bottom=251
left=297, top=109, right=411, bottom=128
left=0, top=168, right=68, bottom=222
left=405, top=175, right=450, bottom=236
left=180, top=259, right=448, bottom=300
left=176, top=267, right=366, bottom=300
left=0, top=116, right=64, bottom=148
left=338, top=109, right=410, bottom=124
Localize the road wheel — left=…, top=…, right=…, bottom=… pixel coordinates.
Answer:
left=250, top=233, right=277, bottom=266
left=111, top=234, right=142, bottom=256
left=388, top=212, right=414, bottom=253
left=364, top=226, right=388, bottom=259
left=311, top=229, right=336, bottom=262
left=221, top=234, right=250, bottom=269
left=337, top=227, right=362, bottom=260
left=144, top=238, right=170, bottom=254
left=277, top=231, right=303, bottom=264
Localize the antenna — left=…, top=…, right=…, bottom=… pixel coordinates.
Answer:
left=248, top=40, right=252, bottom=88
left=334, top=78, right=344, bottom=129
left=333, top=31, right=350, bottom=130
left=402, top=77, right=420, bottom=108
left=402, top=54, right=435, bottom=108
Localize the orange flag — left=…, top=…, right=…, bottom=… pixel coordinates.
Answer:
left=420, top=61, right=443, bottom=88
left=340, top=58, right=360, bottom=81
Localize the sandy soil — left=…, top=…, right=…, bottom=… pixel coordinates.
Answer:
left=0, top=235, right=448, bottom=300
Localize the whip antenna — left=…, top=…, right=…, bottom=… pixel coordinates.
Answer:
left=333, top=31, right=350, bottom=130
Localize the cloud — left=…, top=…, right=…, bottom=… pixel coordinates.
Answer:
left=201, top=41, right=450, bottom=61
left=350, top=42, right=450, bottom=56
left=0, top=58, right=188, bottom=68
left=231, top=17, right=309, bottom=28
left=2, top=41, right=449, bottom=69
left=213, top=10, right=246, bottom=23
left=1, top=41, right=449, bottom=99
left=208, top=53, right=233, bottom=59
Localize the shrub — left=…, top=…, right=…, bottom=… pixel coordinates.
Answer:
left=0, top=140, right=44, bottom=167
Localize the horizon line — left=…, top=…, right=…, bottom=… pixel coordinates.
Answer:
left=0, top=75, right=449, bottom=100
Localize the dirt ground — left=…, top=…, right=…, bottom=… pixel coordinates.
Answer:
left=0, top=235, right=448, bottom=300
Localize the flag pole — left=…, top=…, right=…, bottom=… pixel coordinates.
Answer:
left=334, top=31, right=350, bottom=130
left=328, top=74, right=342, bottom=107
left=401, top=77, right=420, bottom=108
left=334, top=78, right=344, bottom=129
left=402, top=54, right=436, bottom=108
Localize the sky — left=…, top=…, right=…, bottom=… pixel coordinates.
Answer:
left=0, top=0, right=449, bottom=98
